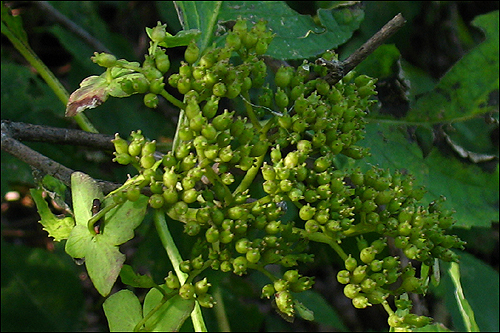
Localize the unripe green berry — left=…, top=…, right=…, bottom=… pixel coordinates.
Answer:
left=165, top=271, right=181, bottom=290
left=140, top=154, right=156, bottom=169
left=197, top=293, right=215, bottom=308
left=352, top=295, right=370, bottom=309
left=344, top=283, right=360, bottom=299
left=337, top=270, right=350, bottom=284
left=92, top=52, right=117, bottom=68
left=179, top=283, right=196, bottom=300
left=126, top=186, right=141, bottom=202
left=261, top=284, right=275, bottom=299
left=149, top=194, right=164, bottom=209
left=345, top=255, right=357, bottom=271
left=233, top=256, right=248, bottom=275
left=212, top=82, right=227, bottom=97
left=360, top=246, right=376, bottom=264
left=184, top=40, right=200, bottom=64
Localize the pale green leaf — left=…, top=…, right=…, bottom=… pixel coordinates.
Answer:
left=85, top=237, right=126, bottom=296
left=70, top=172, right=104, bottom=226
left=143, top=285, right=195, bottom=331
left=30, top=188, right=74, bottom=242
left=103, top=289, right=143, bottom=332
left=120, top=264, right=157, bottom=289
left=101, top=195, right=149, bottom=245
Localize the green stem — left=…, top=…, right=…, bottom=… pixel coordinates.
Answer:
left=153, top=209, right=207, bottom=332
left=233, top=153, right=266, bottom=196
left=293, top=228, right=348, bottom=261
left=213, top=285, right=231, bottom=332
left=1, top=21, right=98, bottom=133
left=160, top=89, right=186, bottom=110
left=240, top=92, right=262, bottom=131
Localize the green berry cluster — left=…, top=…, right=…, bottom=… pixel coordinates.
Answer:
left=105, top=17, right=465, bottom=325
left=165, top=271, right=216, bottom=308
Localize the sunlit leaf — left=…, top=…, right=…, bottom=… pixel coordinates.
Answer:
left=103, top=289, right=143, bottom=332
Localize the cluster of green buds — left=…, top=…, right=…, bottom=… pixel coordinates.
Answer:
left=165, top=272, right=215, bottom=308
left=104, top=16, right=465, bottom=325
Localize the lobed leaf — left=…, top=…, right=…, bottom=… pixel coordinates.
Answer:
left=30, top=188, right=74, bottom=242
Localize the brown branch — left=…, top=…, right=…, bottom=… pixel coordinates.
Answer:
left=1, top=121, right=120, bottom=194
left=2, top=120, right=115, bottom=150
left=318, top=13, right=407, bottom=85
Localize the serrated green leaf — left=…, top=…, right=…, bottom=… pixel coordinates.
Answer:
left=103, top=289, right=143, bottom=332
left=39, top=174, right=71, bottom=212
left=120, top=264, right=157, bottom=289
left=217, top=1, right=363, bottom=60
left=407, top=11, right=499, bottom=123
left=143, top=285, right=195, bottom=331
left=64, top=172, right=147, bottom=296
left=30, top=188, right=74, bottom=242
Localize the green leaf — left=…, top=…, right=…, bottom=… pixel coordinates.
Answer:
left=442, top=251, right=499, bottom=332
left=103, top=289, right=143, bottom=332
left=448, top=262, right=480, bottom=332
left=407, top=11, right=499, bottom=123
left=217, top=1, right=364, bottom=60
left=174, top=1, right=222, bottom=53
left=1, top=2, right=28, bottom=44
left=143, top=285, right=195, bottom=331
left=146, top=27, right=201, bottom=48
left=69, top=172, right=104, bottom=227
left=30, top=188, right=74, bottom=242
left=101, top=195, right=149, bottom=245
left=85, top=238, right=126, bottom=297
left=64, top=172, right=148, bottom=296
left=120, top=264, right=157, bottom=289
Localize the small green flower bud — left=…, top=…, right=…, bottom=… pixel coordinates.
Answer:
left=92, top=52, right=117, bottom=68
left=179, top=283, right=196, bottom=300
left=165, top=271, right=180, bottom=289
left=184, top=40, right=200, bottom=64
left=197, top=293, right=216, bottom=308
left=261, top=284, right=275, bottom=299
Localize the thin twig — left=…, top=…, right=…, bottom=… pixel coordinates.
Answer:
left=1, top=121, right=120, bottom=194
left=318, top=13, right=407, bottom=85
left=33, top=1, right=111, bottom=54
left=2, top=120, right=114, bottom=150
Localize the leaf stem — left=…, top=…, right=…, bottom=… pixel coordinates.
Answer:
left=233, top=153, right=266, bottom=196
left=160, top=89, right=186, bottom=111
left=1, top=20, right=98, bottom=133
left=153, top=209, right=207, bottom=332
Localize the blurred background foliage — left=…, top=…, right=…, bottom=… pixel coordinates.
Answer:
left=1, top=1, right=498, bottom=331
